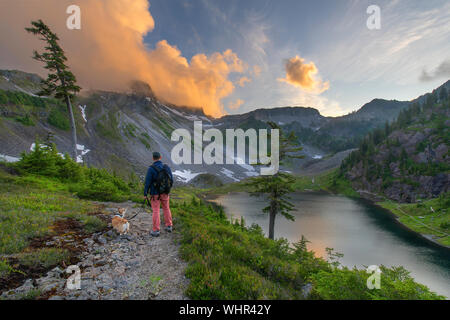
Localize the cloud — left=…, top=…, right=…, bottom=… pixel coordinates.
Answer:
left=0, top=0, right=246, bottom=117
left=277, top=86, right=345, bottom=117
left=228, top=99, right=244, bottom=110
left=419, top=59, right=450, bottom=82
left=279, top=56, right=329, bottom=94
left=252, top=65, right=262, bottom=77
left=146, top=44, right=246, bottom=117
left=238, top=77, right=251, bottom=87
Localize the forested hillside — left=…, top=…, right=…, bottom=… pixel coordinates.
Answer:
left=340, top=86, right=449, bottom=202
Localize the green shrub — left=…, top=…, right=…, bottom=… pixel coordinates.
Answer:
left=15, top=114, right=34, bottom=126
left=18, top=248, right=70, bottom=269
left=0, top=89, right=49, bottom=108
left=309, top=266, right=445, bottom=300
left=71, top=179, right=128, bottom=202
left=175, top=197, right=444, bottom=300
left=14, top=141, right=132, bottom=202
left=440, top=221, right=450, bottom=230
left=0, top=259, right=16, bottom=277
left=47, top=108, right=70, bottom=130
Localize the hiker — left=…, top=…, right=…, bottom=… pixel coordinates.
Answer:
left=144, top=152, right=174, bottom=237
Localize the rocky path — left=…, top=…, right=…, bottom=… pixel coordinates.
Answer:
left=1, top=201, right=189, bottom=300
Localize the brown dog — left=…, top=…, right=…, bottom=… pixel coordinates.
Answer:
left=111, top=208, right=130, bottom=235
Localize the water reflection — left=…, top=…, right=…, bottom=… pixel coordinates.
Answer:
left=210, top=192, right=450, bottom=297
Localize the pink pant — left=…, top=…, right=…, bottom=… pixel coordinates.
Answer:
left=150, top=194, right=172, bottom=231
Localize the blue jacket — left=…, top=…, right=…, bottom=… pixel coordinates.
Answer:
left=144, top=161, right=173, bottom=196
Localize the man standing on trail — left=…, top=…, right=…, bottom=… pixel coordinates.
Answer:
left=144, top=152, right=174, bottom=237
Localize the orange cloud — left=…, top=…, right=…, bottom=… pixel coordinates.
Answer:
left=228, top=99, right=244, bottom=110
left=279, top=56, right=329, bottom=93
left=0, top=0, right=246, bottom=117
left=238, top=76, right=251, bottom=87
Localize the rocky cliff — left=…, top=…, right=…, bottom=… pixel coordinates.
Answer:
left=341, top=84, right=450, bottom=202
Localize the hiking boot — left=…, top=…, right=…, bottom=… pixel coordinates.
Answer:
left=150, top=230, right=160, bottom=237
left=165, top=225, right=173, bottom=233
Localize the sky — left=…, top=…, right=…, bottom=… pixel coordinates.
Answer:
left=0, top=0, right=449, bottom=117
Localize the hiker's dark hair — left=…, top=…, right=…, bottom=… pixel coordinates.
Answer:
left=152, top=152, right=161, bottom=160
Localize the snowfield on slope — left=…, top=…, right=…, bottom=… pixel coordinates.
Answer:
left=172, top=170, right=204, bottom=183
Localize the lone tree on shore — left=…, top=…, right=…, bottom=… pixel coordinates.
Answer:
left=26, top=20, right=80, bottom=160
left=245, top=122, right=304, bottom=239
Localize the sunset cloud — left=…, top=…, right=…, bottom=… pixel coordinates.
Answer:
left=238, top=76, right=251, bottom=87
left=0, top=0, right=246, bottom=117
left=228, top=99, right=244, bottom=110
left=279, top=56, right=329, bottom=94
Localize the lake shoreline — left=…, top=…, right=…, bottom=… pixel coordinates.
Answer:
left=203, top=188, right=450, bottom=251
left=371, top=200, right=450, bottom=250
left=353, top=192, right=450, bottom=250
left=204, top=190, right=450, bottom=297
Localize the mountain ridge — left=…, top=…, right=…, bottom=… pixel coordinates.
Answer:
left=1, top=68, right=449, bottom=184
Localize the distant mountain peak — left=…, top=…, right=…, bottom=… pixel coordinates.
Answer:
left=129, top=80, right=155, bottom=98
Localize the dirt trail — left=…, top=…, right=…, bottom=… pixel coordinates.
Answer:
left=1, top=201, right=189, bottom=300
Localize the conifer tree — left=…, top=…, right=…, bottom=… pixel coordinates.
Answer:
left=26, top=20, right=81, bottom=160
left=245, top=122, right=303, bottom=239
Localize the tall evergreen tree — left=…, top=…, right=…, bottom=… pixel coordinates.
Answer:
left=26, top=20, right=81, bottom=160
left=245, top=122, right=303, bottom=239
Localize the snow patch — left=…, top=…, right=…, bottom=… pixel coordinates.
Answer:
left=312, top=155, right=323, bottom=160
left=31, top=143, right=90, bottom=163
left=161, top=104, right=204, bottom=122
left=0, top=154, right=19, bottom=163
left=200, top=116, right=212, bottom=124
left=76, top=144, right=91, bottom=162
left=159, top=108, right=170, bottom=116
left=172, top=170, right=204, bottom=183
left=78, top=105, right=87, bottom=122
left=220, top=168, right=240, bottom=182
left=161, top=104, right=185, bottom=118
left=13, top=84, right=38, bottom=97
left=184, top=114, right=200, bottom=121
